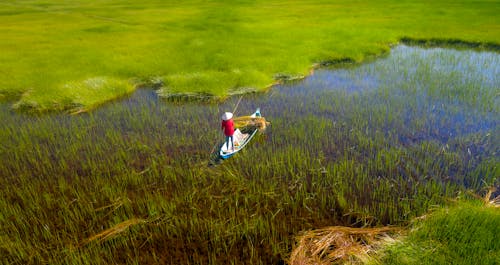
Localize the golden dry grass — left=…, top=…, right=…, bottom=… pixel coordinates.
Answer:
left=82, top=218, right=145, bottom=245
left=233, top=116, right=268, bottom=131
left=467, top=187, right=499, bottom=208
left=289, top=226, right=399, bottom=265
left=485, top=187, right=500, bottom=208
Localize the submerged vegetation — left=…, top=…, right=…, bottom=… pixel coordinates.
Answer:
left=0, top=0, right=499, bottom=111
left=0, top=46, right=498, bottom=264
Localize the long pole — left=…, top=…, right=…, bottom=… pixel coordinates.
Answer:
left=232, top=95, right=244, bottom=115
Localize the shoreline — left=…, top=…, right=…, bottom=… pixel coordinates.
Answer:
left=3, top=38, right=500, bottom=114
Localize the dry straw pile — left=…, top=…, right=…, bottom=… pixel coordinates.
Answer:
left=233, top=115, right=268, bottom=131
left=289, top=226, right=398, bottom=265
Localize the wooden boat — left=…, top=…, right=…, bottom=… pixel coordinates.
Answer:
left=219, top=108, right=261, bottom=160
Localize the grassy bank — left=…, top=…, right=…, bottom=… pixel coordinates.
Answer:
left=1, top=0, right=499, bottom=111
left=376, top=201, right=500, bottom=265
left=287, top=199, right=499, bottom=265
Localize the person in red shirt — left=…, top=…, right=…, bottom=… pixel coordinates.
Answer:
left=221, top=112, right=235, bottom=151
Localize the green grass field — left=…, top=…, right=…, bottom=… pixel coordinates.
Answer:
left=1, top=0, right=499, bottom=112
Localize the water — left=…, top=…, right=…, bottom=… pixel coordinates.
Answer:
left=257, top=46, right=499, bottom=144
left=1, top=45, right=498, bottom=188
left=0, top=46, right=498, bottom=264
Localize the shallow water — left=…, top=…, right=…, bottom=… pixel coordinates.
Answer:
left=1, top=45, right=498, bottom=187
left=0, top=45, right=498, bottom=265
left=261, top=46, right=499, bottom=143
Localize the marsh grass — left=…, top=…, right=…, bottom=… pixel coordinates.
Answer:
left=375, top=200, right=500, bottom=265
left=401, top=37, right=500, bottom=51
left=12, top=77, right=135, bottom=113
left=289, top=194, right=500, bottom=265
left=0, top=46, right=498, bottom=264
left=1, top=0, right=499, bottom=111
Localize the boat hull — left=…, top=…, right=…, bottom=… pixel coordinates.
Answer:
left=219, top=108, right=261, bottom=160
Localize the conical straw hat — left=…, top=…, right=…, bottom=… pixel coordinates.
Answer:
left=221, top=112, right=233, bottom=121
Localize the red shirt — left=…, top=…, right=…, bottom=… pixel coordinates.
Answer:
left=221, top=119, right=235, bottom=136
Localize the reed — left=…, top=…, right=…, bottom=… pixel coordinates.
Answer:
left=376, top=200, right=500, bottom=265
left=0, top=46, right=498, bottom=264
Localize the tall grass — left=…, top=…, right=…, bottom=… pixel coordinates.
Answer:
left=12, top=77, right=135, bottom=113
left=0, top=46, right=498, bottom=264
left=0, top=0, right=499, bottom=111
left=376, top=201, right=500, bottom=265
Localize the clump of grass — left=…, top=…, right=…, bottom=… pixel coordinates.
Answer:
left=157, top=70, right=269, bottom=102
left=289, top=226, right=398, bottom=265
left=233, top=115, right=268, bottom=131
left=82, top=218, right=145, bottom=245
left=375, top=200, right=500, bottom=265
left=489, top=195, right=500, bottom=207
left=484, top=187, right=500, bottom=207
left=400, top=37, right=500, bottom=51
left=12, top=77, right=134, bottom=113
left=290, top=194, right=500, bottom=265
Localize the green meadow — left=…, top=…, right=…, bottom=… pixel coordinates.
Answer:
left=1, top=0, right=499, bottom=111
